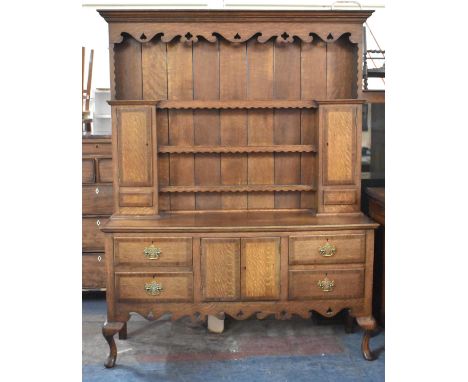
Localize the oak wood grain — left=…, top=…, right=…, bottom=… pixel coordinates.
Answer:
left=201, top=238, right=240, bottom=301
left=241, top=237, right=281, bottom=300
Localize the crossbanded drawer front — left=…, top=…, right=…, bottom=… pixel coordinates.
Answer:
left=82, top=253, right=106, bottom=289
left=289, top=268, right=365, bottom=300
left=114, top=237, right=192, bottom=267
left=82, top=217, right=108, bottom=250
left=289, top=233, right=365, bottom=265
left=116, top=272, right=193, bottom=302
left=82, top=184, right=113, bottom=215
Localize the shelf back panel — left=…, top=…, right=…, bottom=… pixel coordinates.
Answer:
left=113, top=34, right=357, bottom=213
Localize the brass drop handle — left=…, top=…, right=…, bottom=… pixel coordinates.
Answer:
left=144, top=280, right=164, bottom=296
left=319, top=242, right=336, bottom=257
left=144, top=244, right=161, bottom=260
left=317, top=275, right=335, bottom=292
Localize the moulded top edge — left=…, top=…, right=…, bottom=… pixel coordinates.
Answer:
left=98, top=9, right=374, bottom=24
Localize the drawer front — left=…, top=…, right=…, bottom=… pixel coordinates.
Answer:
left=289, top=233, right=365, bottom=265
left=289, top=268, right=364, bottom=300
left=116, top=272, right=193, bottom=302
left=82, top=141, right=112, bottom=155
left=82, top=217, right=108, bottom=250
left=82, top=159, right=95, bottom=183
left=82, top=184, right=113, bottom=215
left=82, top=253, right=106, bottom=289
left=114, top=237, right=192, bottom=267
left=97, top=158, right=113, bottom=183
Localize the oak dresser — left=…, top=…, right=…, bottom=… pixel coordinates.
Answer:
left=98, top=9, right=379, bottom=368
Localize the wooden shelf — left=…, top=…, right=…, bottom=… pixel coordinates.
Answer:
left=156, top=100, right=317, bottom=110
left=159, top=185, right=315, bottom=193
left=158, top=145, right=317, bottom=154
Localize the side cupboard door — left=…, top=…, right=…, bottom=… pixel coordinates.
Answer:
left=112, top=104, right=158, bottom=215
left=318, top=103, right=362, bottom=214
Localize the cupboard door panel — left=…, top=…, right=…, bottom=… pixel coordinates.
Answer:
left=201, top=238, right=240, bottom=301
left=323, top=107, right=357, bottom=186
left=115, top=106, right=153, bottom=187
left=241, top=237, right=280, bottom=300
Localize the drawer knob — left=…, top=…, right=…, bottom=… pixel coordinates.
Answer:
left=144, top=280, right=164, bottom=296
left=95, top=187, right=100, bottom=195
left=97, top=255, right=102, bottom=262
left=319, top=242, right=336, bottom=257
left=317, top=275, right=335, bottom=292
left=144, top=245, right=161, bottom=260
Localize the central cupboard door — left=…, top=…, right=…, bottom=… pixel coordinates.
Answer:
left=200, top=237, right=281, bottom=301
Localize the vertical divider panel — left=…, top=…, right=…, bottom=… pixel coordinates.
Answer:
left=167, top=40, right=195, bottom=210
left=219, top=40, right=248, bottom=209
left=193, top=40, right=221, bottom=210
left=274, top=41, right=301, bottom=208
left=301, top=39, right=327, bottom=210
left=247, top=40, right=274, bottom=209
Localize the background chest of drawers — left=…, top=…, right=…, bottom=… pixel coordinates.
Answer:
left=82, top=134, right=113, bottom=290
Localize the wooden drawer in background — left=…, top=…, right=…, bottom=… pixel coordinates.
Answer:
left=83, top=217, right=108, bottom=251
left=82, top=253, right=106, bottom=289
left=82, top=140, right=112, bottom=155
left=116, top=272, right=193, bottom=302
left=114, top=237, right=192, bottom=267
left=97, top=158, right=113, bottom=183
left=289, top=268, right=365, bottom=300
left=82, top=184, right=113, bottom=215
left=82, top=159, right=95, bottom=183
left=289, top=233, right=366, bottom=265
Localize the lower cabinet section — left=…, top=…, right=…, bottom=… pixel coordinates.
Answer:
left=109, top=230, right=370, bottom=309
left=116, top=272, right=194, bottom=302
left=289, top=268, right=365, bottom=300
left=82, top=253, right=106, bottom=289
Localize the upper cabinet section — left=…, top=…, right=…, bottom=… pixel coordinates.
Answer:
left=99, top=10, right=372, bottom=101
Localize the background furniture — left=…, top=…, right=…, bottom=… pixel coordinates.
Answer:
left=366, top=187, right=385, bottom=326
left=98, top=9, right=379, bottom=368
left=82, top=134, right=112, bottom=290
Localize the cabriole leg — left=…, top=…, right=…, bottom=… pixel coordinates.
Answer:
left=356, top=316, right=377, bottom=361
left=102, top=321, right=125, bottom=368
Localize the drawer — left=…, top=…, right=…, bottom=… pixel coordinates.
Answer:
left=82, top=253, right=106, bottom=289
left=82, top=217, right=108, bottom=250
left=114, top=237, right=192, bottom=267
left=82, top=159, right=95, bottom=183
left=289, top=268, right=364, bottom=300
left=82, top=184, right=113, bottom=215
left=97, top=158, right=113, bottom=183
left=116, top=272, right=193, bottom=302
left=289, top=233, right=365, bottom=265
left=82, top=141, right=112, bottom=155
